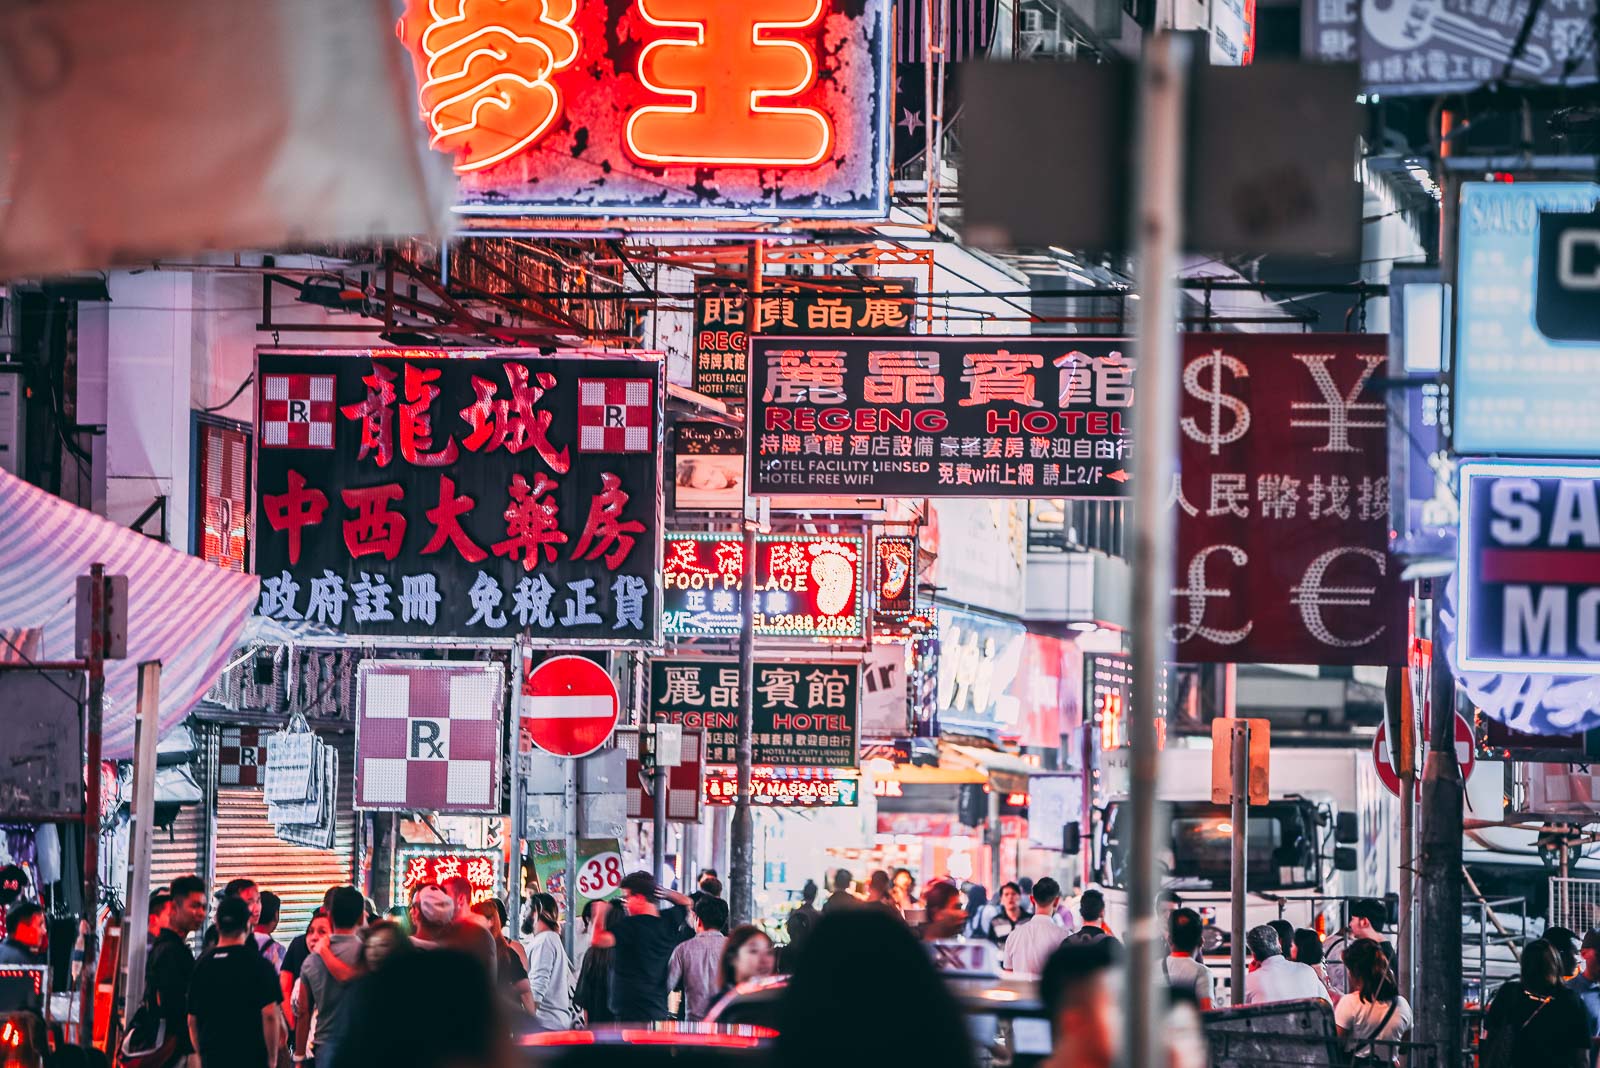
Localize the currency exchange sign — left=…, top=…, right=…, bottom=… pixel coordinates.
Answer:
left=1171, top=334, right=1406, bottom=665
left=1458, top=462, right=1600, bottom=677
left=254, top=349, right=663, bottom=643
left=650, top=659, right=859, bottom=767
left=746, top=337, right=1134, bottom=498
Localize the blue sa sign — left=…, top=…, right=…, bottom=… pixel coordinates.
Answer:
left=1460, top=462, right=1600, bottom=675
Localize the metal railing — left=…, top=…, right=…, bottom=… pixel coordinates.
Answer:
left=1548, top=876, right=1600, bottom=934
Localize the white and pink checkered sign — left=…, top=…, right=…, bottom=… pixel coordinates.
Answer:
left=354, top=660, right=505, bottom=814
left=577, top=378, right=652, bottom=453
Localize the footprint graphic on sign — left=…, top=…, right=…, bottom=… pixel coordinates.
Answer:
left=808, top=540, right=859, bottom=617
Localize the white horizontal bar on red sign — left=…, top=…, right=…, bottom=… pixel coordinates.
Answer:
left=523, top=695, right=614, bottom=719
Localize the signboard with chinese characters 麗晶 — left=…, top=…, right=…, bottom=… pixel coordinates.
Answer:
left=693, top=277, right=915, bottom=400
left=1457, top=462, right=1600, bottom=677
left=746, top=337, right=1133, bottom=498
left=650, top=658, right=859, bottom=767
left=253, top=349, right=662, bottom=643
left=396, top=0, right=893, bottom=220
left=662, top=532, right=865, bottom=638
left=1171, top=334, right=1405, bottom=665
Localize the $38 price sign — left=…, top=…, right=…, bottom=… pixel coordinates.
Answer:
left=575, top=851, right=623, bottom=901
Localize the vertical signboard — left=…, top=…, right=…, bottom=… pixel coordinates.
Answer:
left=872, top=535, right=917, bottom=622
left=253, top=349, right=663, bottom=643
left=396, top=0, right=894, bottom=219
left=1454, top=182, right=1600, bottom=456
left=671, top=421, right=745, bottom=513
left=1172, top=334, right=1405, bottom=665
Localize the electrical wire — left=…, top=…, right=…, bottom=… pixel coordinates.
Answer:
left=198, top=373, right=254, bottom=415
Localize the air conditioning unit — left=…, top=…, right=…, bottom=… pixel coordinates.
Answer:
left=0, top=366, right=24, bottom=477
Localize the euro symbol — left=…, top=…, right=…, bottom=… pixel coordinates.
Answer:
left=1290, top=546, right=1386, bottom=648
left=1181, top=350, right=1251, bottom=456
left=1169, top=545, right=1252, bottom=645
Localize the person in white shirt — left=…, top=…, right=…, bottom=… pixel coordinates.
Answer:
left=1333, top=939, right=1412, bottom=1064
left=1243, top=925, right=1331, bottom=1006
left=1003, top=877, right=1071, bottom=975
left=521, top=892, right=575, bottom=1032
left=1161, top=908, right=1214, bottom=1011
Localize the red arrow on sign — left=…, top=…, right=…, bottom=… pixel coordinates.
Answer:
left=1107, top=469, right=1130, bottom=482
left=521, top=655, right=619, bottom=759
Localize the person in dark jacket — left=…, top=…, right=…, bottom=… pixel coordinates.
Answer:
left=1485, top=939, right=1591, bottom=1068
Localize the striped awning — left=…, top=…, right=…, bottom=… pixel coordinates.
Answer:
left=0, top=470, right=259, bottom=758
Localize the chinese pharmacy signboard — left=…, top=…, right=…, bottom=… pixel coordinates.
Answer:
left=1458, top=462, right=1600, bottom=677
left=746, top=337, right=1134, bottom=498
left=663, top=532, right=865, bottom=638
left=650, top=658, right=859, bottom=766
left=254, top=349, right=663, bottom=643
left=355, top=660, right=506, bottom=814
left=1171, top=334, right=1404, bottom=665
left=396, top=0, right=892, bottom=219
left=693, top=277, right=914, bottom=400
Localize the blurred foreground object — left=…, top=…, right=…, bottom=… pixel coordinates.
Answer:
left=0, top=0, right=455, bottom=278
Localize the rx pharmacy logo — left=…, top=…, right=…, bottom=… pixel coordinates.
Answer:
left=356, top=663, right=502, bottom=812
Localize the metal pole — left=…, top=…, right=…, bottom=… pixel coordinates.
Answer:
left=652, top=757, right=669, bottom=886
left=987, top=785, right=1003, bottom=888
left=119, top=662, right=161, bottom=1020
left=1416, top=640, right=1463, bottom=1063
left=730, top=242, right=762, bottom=926
left=563, top=758, right=579, bottom=962
left=507, top=649, right=526, bottom=942
left=1125, top=32, right=1188, bottom=1068
left=1398, top=763, right=1415, bottom=1005
left=730, top=523, right=758, bottom=925
left=1230, top=720, right=1249, bottom=1005
left=79, top=562, right=106, bottom=1046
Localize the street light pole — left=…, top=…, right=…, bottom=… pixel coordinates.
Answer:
left=1124, top=32, right=1188, bottom=1068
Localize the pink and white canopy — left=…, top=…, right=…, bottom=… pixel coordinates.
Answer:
left=0, top=470, right=259, bottom=758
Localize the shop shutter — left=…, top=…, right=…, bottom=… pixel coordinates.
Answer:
left=149, top=801, right=207, bottom=895
left=213, top=733, right=356, bottom=936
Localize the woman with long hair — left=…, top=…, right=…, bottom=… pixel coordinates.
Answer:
left=1484, top=939, right=1591, bottom=1068
left=470, top=898, right=535, bottom=1016
left=522, top=893, right=574, bottom=1032
left=717, top=925, right=776, bottom=1000
left=573, top=900, right=616, bottom=1027
left=1292, top=927, right=1335, bottom=999
left=1333, top=939, right=1413, bottom=1064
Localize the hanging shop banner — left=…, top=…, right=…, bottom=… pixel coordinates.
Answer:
left=530, top=839, right=624, bottom=905
left=705, top=769, right=860, bottom=807
left=746, top=337, right=1133, bottom=498
left=397, top=847, right=502, bottom=906
left=1172, top=333, right=1405, bottom=665
left=693, top=277, right=916, bottom=400
left=672, top=422, right=745, bottom=513
left=1453, top=182, right=1600, bottom=456
left=1301, top=0, right=1596, bottom=94
left=1457, top=462, right=1600, bottom=676
left=395, top=0, right=892, bottom=220
left=859, top=641, right=910, bottom=740
left=650, top=658, right=859, bottom=767
left=354, top=660, right=506, bottom=814
left=253, top=348, right=663, bottom=643
left=662, top=532, right=865, bottom=638
left=872, top=535, right=917, bottom=622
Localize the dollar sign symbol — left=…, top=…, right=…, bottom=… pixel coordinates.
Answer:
left=1181, top=349, right=1252, bottom=456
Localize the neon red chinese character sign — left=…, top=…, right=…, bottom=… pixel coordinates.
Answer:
left=396, top=0, right=891, bottom=219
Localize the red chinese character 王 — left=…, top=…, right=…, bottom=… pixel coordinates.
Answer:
left=263, top=470, right=329, bottom=565
left=626, top=0, right=832, bottom=168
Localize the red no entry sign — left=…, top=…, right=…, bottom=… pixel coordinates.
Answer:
left=521, top=655, right=619, bottom=759
left=1373, top=711, right=1475, bottom=799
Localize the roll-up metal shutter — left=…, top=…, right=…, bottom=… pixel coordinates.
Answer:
left=149, top=802, right=207, bottom=895
left=213, top=733, right=356, bottom=936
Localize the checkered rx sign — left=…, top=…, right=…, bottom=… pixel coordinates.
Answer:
left=354, top=659, right=506, bottom=814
